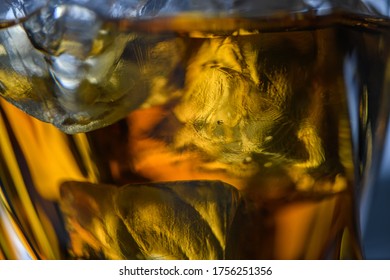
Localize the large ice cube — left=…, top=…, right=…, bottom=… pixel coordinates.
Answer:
left=59, top=180, right=243, bottom=259
left=0, top=2, right=182, bottom=133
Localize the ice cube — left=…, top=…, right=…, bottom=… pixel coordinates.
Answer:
left=0, top=0, right=47, bottom=25
left=0, top=2, right=156, bottom=133
left=59, top=180, right=243, bottom=259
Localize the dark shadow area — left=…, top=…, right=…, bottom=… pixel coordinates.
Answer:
left=363, top=126, right=390, bottom=260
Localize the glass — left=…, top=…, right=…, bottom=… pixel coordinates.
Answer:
left=0, top=0, right=389, bottom=259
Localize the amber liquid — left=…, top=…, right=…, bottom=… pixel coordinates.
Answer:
left=2, top=14, right=389, bottom=259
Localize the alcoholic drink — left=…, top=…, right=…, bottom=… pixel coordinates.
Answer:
left=1, top=9, right=389, bottom=259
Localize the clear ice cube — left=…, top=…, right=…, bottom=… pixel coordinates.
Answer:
left=0, top=1, right=180, bottom=133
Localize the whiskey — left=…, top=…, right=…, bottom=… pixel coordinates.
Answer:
left=1, top=12, right=389, bottom=259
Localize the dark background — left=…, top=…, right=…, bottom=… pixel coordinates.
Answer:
left=363, top=126, right=390, bottom=259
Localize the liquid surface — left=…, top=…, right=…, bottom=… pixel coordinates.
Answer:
left=2, top=12, right=389, bottom=259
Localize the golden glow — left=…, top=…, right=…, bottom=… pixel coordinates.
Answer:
left=0, top=18, right=360, bottom=260
left=1, top=100, right=87, bottom=200
left=0, top=100, right=100, bottom=259
left=0, top=104, right=57, bottom=259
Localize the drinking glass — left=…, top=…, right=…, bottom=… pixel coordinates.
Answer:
left=0, top=0, right=389, bottom=260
